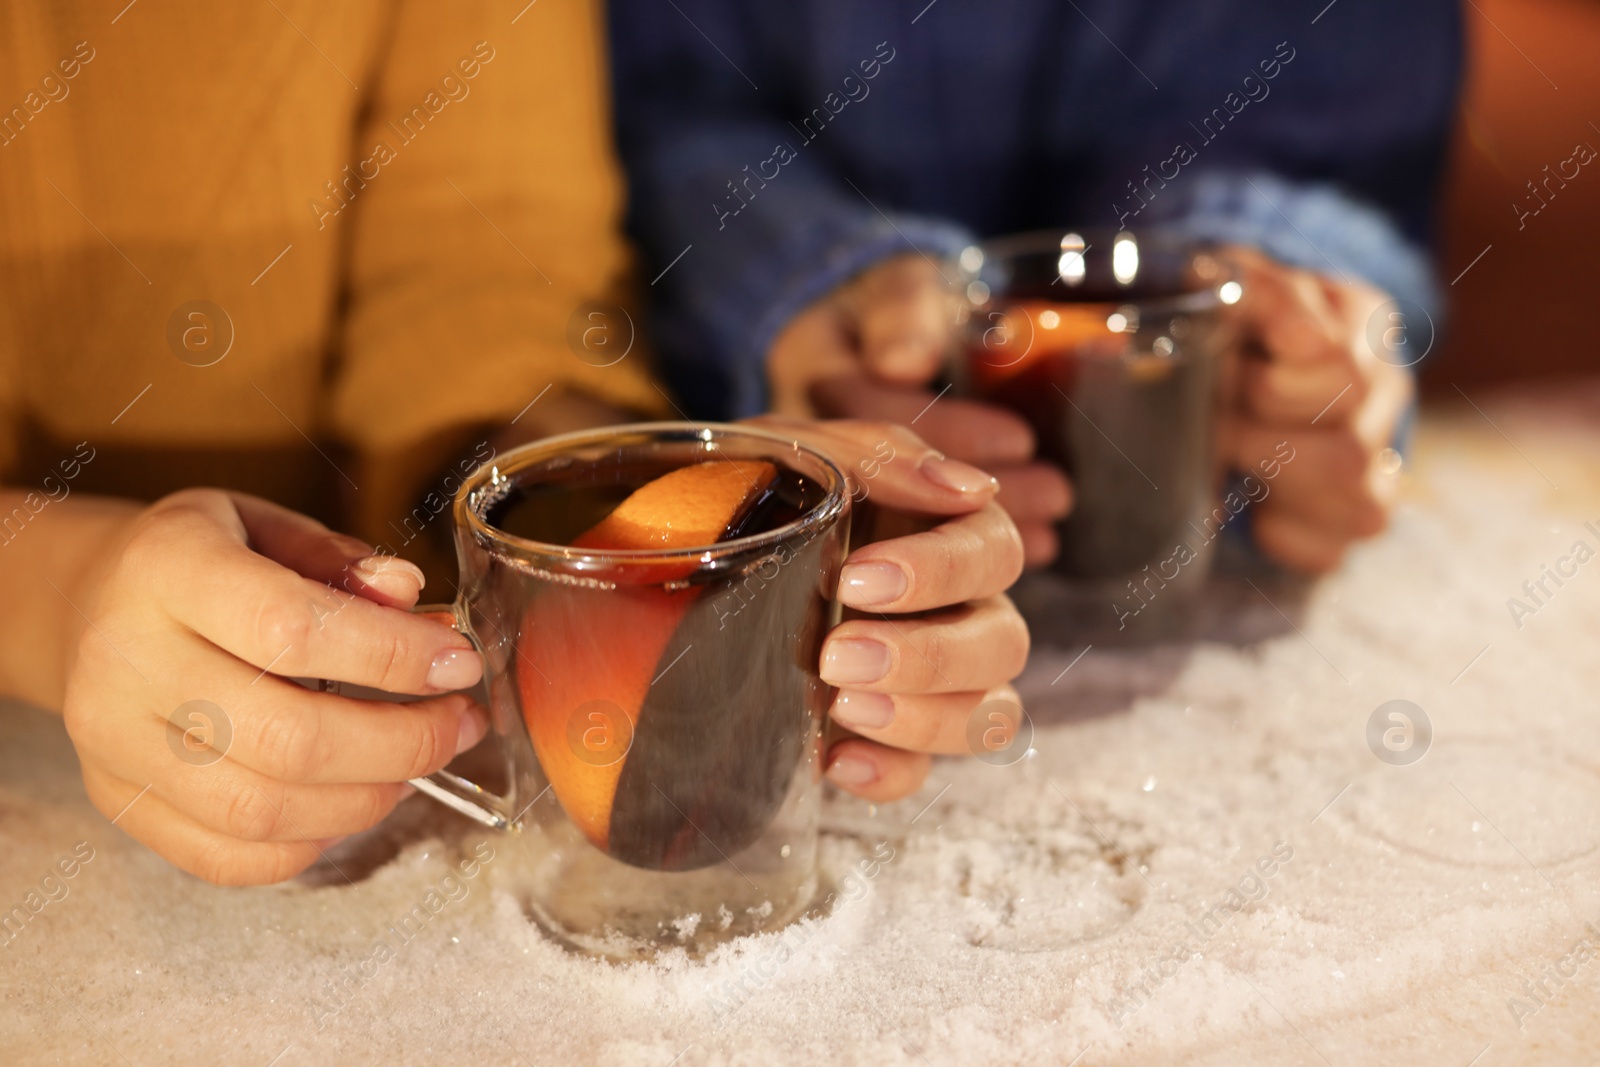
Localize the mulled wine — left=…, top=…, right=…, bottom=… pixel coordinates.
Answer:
left=476, top=452, right=843, bottom=873
left=959, top=231, right=1232, bottom=582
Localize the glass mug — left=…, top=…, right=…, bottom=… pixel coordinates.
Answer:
left=955, top=229, right=1240, bottom=639
left=399, top=423, right=850, bottom=959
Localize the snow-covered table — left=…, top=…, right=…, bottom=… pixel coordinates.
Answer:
left=5, top=385, right=1599, bottom=1066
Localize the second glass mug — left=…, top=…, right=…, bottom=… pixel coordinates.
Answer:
left=954, top=229, right=1240, bottom=639
left=391, top=422, right=850, bottom=959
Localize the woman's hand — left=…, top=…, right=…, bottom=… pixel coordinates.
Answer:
left=1218, top=246, right=1413, bottom=572
left=61, top=489, right=487, bottom=886
left=748, top=418, right=1029, bottom=804
left=766, top=254, right=1072, bottom=567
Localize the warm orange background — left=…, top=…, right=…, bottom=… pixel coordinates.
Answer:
left=1427, top=0, right=1600, bottom=394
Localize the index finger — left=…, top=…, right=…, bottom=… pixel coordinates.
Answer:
left=744, top=417, right=999, bottom=517
left=837, top=503, right=1024, bottom=611
left=808, top=374, right=1038, bottom=466
left=143, top=495, right=480, bottom=694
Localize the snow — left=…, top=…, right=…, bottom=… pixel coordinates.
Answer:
left=3, top=389, right=1600, bottom=1066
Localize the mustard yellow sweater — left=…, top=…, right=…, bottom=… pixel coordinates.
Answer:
left=0, top=0, right=665, bottom=549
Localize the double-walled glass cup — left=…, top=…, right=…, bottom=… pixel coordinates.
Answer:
left=955, top=229, right=1239, bottom=638
left=407, top=423, right=850, bottom=959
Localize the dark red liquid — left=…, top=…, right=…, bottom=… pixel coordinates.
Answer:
left=967, top=319, right=1214, bottom=578
left=482, top=459, right=841, bottom=872
left=486, top=460, right=825, bottom=546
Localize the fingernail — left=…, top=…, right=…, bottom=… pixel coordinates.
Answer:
left=921, top=455, right=999, bottom=495
left=821, top=638, right=892, bottom=685
left=831, top=690, right=895, bottom=731
left=825, top=755, right=878, bottom=788
left=839, top=560, right=908, bottom=607
left=428, top=648, right=483, bottom=692
left=351, top=554, right=425, bottom=589
left=455, top=706, right=489, bottom=755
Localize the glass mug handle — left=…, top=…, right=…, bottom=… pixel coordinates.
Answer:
left=401, top=602, right=516, bottom=832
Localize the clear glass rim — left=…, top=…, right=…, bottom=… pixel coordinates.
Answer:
left=453, top=421, right=850, bottom=566
left=961, top=227, right=1238, bottom=316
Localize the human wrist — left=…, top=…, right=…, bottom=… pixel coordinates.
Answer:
left=53, top=498, right=146, bottom=706
left=0, top=491, right=142, bottom=710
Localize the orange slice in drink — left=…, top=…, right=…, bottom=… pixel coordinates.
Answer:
left=971, top=301, right=1121, bottom=385
left=516, top=460, right=777, bottom=853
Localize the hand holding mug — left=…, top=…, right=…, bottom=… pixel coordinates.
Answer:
left=1217, top=246, right=1412, bottom=572
left=767, top=254, right=1073, bottom=566
left=750, top=418, right=1030, bottom=804
left=62, top=489, right=485, bottom=886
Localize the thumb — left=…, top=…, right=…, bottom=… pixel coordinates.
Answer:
left=847, top=255, right=956, bottom=385
left=1224, top=247, right=1346, bottom=368
left=228, top=493, right=425, bottom=609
